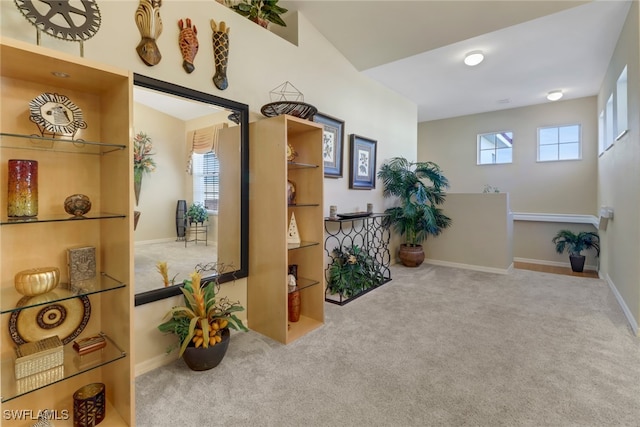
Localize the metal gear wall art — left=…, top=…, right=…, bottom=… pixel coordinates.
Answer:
left=14, top=0, right=101, bottom=56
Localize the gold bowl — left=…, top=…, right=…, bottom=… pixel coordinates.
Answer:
left=14, top=267, right=60, bottom=296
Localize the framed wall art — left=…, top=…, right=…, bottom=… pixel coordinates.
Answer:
left=349, top=134, right=377, bottom=190
left=313, top=112, right=344, bottom=178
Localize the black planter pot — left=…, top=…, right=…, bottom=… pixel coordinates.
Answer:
left=569, top=255, right=586, bottom=272
left=182, top=328, right=230, bottom=371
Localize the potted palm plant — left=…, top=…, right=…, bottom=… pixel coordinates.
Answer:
left=227, top=0, right=288, bottom=28
left=377, top=157, right=452, bottom=267
left=552, top=229, right=600, bottom=272
left=157, top=267, right=247, bottom=371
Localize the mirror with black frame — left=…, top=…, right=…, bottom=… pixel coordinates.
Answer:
left=133, top=74, right=248, bottom=306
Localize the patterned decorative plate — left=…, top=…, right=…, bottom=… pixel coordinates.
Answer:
left=9, top=289, right=91, bottom=345
left=29, top=93, right=87, bottom=138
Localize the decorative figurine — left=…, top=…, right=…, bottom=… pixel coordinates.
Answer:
left=64, top=194, right=92, bottom=217
left=210, top=19, right=230, bottom=90
left=178, top=18, right=199, bottom=73
left=135, top=0, right=163, bottom=66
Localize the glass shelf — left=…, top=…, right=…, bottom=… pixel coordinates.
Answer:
left=1, top=273, right=126, bottom=314
left=292, top=277, right=320, bottom=292
left=288, top=203, right=320, bottom=208
left=287, top=161, right=319, bottom=170
left=0, top=212, right=126, bottom=226
left=287, top=241, right=319, bottom=251
left=1, top=332, right=126, bottom=402
left=0, top=132, right=126, bottom=155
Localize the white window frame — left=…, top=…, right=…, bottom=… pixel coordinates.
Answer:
left=615, top=66, right=628, bottom=141
left=191, top=151, right=220, bottom=214
left=477, top=131, right=513, bottom=165
left=537, top=124, right=582, bottom=162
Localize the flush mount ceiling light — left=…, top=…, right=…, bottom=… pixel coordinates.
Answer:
left=464, top=50, right=484, bottom=66
left=547, top=90, right=563, bottom=101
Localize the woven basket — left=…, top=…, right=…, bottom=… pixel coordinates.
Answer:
left=15, top=336, right=63, bottom=379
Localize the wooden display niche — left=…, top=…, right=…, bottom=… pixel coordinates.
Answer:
left=0, top=37, right=133, bottom=425
left=248, top=115, right=324, bottom=344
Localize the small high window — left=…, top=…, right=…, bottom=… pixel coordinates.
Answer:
left=477, top=131, right=513, bottom=165
left=538, top=124, right=581, bottom=162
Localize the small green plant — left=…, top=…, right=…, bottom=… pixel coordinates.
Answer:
left=483, top=184, right=500, bottom=193
left=327, top=245, right=383, bottom=298
left=187, top=202, right=208, bottom=223
left=552, top=230, right=600, bottom=257
left=227, top=0, right=288, bottom=27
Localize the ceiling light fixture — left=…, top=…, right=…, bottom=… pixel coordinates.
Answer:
left=546, top=90, right=563, bottom=101
left=464, top=50, right=484, bottom=66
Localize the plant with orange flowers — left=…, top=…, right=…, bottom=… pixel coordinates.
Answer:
left=158, top=268, right=247, bottom=356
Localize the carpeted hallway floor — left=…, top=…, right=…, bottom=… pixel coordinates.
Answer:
left=135, top=264, right=640, bottom=426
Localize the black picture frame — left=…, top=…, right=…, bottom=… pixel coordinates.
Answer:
left=349, top=134, right=377, bottom=190
left=313, top=112, right=344, bottom=178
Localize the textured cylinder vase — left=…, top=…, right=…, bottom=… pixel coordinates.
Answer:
left=7, top=159, right=38, bottom=217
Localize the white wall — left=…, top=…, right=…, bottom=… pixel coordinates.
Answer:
left=1, top=0, right=418, bottom=371
left=596, top=0, right=640, bottom=335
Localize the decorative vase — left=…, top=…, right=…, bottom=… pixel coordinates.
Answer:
left=288, top=289, right=301, bottom=322
left=134, top=211, right=141, bottom=230
left=64, top=194, right=92, bottom=217
left=7, top=159, right=38, bottom=217
left=134, top=170, right=142, bottom=206
left=73, top=382, right=105, bottom=427
left=182, top=328, right=230, bottom=371
left=398, top=244, right=425, bottom=267
left=14, top=267, right=60, bottom=296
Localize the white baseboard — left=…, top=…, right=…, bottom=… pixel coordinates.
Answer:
left=424, top=259, right=512, bottom=275
left=135, top=352, right=179, bottom=377
left=514, top=257, right=598, bottom=272
left=135, top=238, right=177, bottom=246
left=604, top=273, right=639, bottom=336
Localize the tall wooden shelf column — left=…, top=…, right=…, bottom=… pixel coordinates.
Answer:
left=0, top=37, right=133, bottom=425
left=248, top=115, right=325, bottom=344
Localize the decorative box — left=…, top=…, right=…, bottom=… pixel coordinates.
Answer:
left=16, top=365, right=64, bottom=395
left=14, top=335, right=63, bottom=380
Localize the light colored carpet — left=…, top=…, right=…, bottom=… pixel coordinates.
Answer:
left=135, top=264, right=640, bottom=426
left=134, top=240, right=217, bottom=294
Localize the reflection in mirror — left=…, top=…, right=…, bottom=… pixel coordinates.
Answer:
left=133, top=74, right=248, bottom=306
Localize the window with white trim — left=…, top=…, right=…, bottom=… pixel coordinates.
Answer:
left=538, top=124, right=581, bottom=162
left=605, top=94, right=614, bottom=149
left=192, top=151, right=220, bottom=213
left=477, top=131, right=513, bottom=165
left=616, top=66, right=628, bottom=140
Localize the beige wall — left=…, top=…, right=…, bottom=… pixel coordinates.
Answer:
left=419, top=96, right=600, bottom=268
left=424, top=193, right=513, bottom=273
left=133, top=103, right=187, bottom=241
left=419, top=97, right=598, bottom=214
left=513, top=221, right=599, bottom=270
left=596, top=1, right=640, bottom=334
left=1, top=0, right=418, bottom=372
